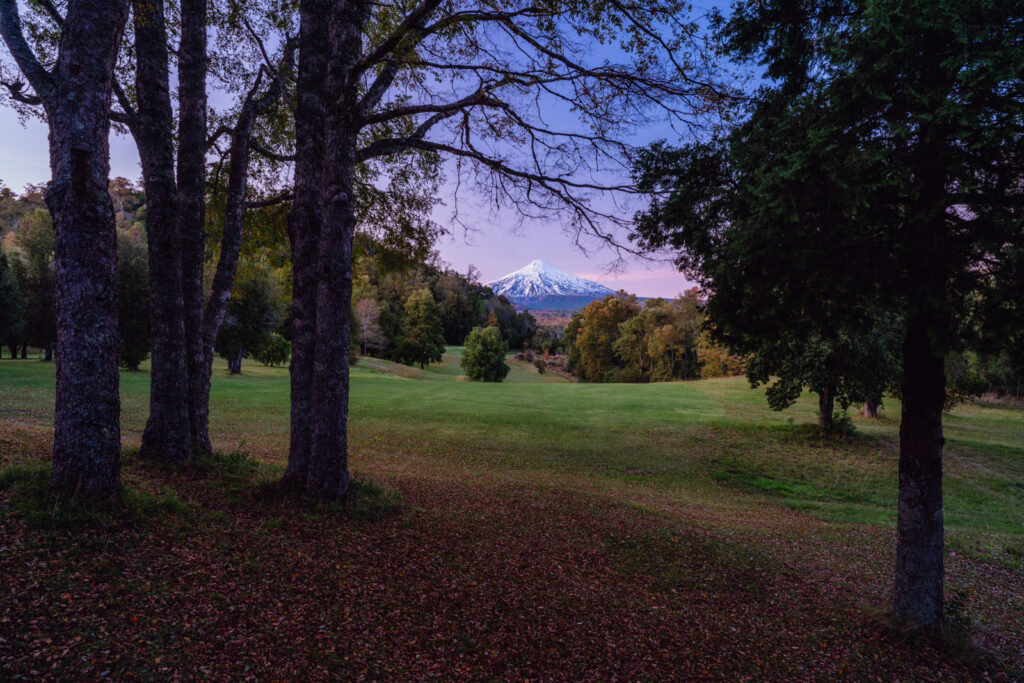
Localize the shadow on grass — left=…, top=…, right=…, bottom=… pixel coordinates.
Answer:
left=0, top=463, right=191, bottom=530
left=253, top=476, right=404, bottom=522
left=608, top=529, right=780, bottom=599
left=1, top=450, right=403, bottom=530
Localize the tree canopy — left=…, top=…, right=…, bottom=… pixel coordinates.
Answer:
left=633, top=0, right=1024, bottom=631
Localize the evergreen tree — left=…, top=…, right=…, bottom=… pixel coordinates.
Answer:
left=0, top=250, right=26, bottom=355
left=633, top=0, right=1024, bottom=630
left=461, top=326, right=510, bottom=382
left=13, top=210, right=56, bottom=359
left=117, top=234, right=150, bottom=370
left=215, top=270, right=282, bottom=374
left=400, top=288, right=446, bottom=370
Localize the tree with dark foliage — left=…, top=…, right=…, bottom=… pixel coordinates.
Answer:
left=117, top=232, right=150, bottom=371
left=0, top=250, right=25, bottom=354
left=633, top=0, right=1024, bottom=631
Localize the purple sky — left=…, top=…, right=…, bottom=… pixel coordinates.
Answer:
left=0, top=0, right=736, bottom=300
left=0, top=106, right=698, bottom=299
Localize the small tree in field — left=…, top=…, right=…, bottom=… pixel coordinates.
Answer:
left=400, top=288, right=445, bottom=370
left=215, top=271, right=281, bottom=374
left=117, top=233, right=150, bottom=370
left=462, top=327, right=510, bottom=383
left=0, top=250, right=26, bottom=354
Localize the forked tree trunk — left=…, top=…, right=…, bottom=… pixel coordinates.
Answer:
left=133, top=0, right=193, bottom=464
left=304, top=0, right=369, bottom=501
left=283, top=0, right=329, bottom=488
left=0, top=0, right=130, bottom=498
left=818, top=385, right=835, bottom=431
left=178, top=0, right=210, bottom=454
left=894, top=316, right=946, bottom=630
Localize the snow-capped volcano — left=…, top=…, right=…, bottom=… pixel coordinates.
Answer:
left=485, top=259, right=614, bottom=309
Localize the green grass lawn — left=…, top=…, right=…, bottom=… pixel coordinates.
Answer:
left=1, top=349, right=1022, bottom=678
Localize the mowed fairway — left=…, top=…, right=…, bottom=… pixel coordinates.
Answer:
left=1, top=350, right=1022, bottom=679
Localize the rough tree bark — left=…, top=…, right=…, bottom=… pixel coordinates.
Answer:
left=817, top=384, right=835, bottom=431
left=178, top=0, right=211, bottom=453
left=132, top=0, right=193, bottom=463
left=894, top=84, right=950, bottom=630
left=894, top=315, right=946, bottom=629
left=0, top=0, right=130, bottom=498
left=283, top=0, right=329, bottom=488
left=304, top=0, right=370, bottom=501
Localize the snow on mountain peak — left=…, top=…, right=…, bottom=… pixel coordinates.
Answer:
left=485, top=260, right=615, bottom=300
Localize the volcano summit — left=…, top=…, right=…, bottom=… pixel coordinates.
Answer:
left=485, top=259, right=615, bottom=310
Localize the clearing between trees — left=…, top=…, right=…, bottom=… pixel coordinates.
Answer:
left=1, top=351, right=1022, bottom=678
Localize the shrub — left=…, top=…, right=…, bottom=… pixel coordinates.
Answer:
left=823, top=411, right=855, bottom=436
left=253, top=332, right=291, bottom=367
left=534, top=358, right=546, bottom=374
left=461, top=326, right=510, bottom=382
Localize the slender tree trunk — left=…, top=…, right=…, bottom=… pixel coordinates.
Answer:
left=43, top=344, right=53, bottom=361
left=284, top=0, right=329, bottom=488
left=305, top=0, right=368, bottom=500
left=894, top=316, right=946, bottom=630
left=862, top=400, right=880, bottom=418
left=0, top=0, right=130, bottom=498
left=178, top=0, right=210, bottom=454
left=20, top=343, right=26, bottom=359
left=133, top=0, right=193, bottom=464
left=193, top=59, right=292, bottom=457
left=818, top=385, right=835, bottom=431
left=7, top=342, right=15, bottom=359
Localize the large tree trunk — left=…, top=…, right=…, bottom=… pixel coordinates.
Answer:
left=304, top=0, right=368, bottom=501
left=283, top=0, right=329, bottom=488
left=894, top=316, right=946, bottom=630
left=133, top=0, right=193, bottom=464
left=0, top=0, right=130, bottom=498
left=178, top=0, right=210, bottom=454
left=817, top=384, right=835, bottom=431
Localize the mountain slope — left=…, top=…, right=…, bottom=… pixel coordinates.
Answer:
left=486, top=260, right=614, bottom=309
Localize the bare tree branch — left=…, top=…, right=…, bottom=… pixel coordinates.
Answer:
left=0, top=0, right=56, bottom=107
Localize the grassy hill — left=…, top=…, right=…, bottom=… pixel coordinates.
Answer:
left=1, top=349, right=1022, bottom=678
